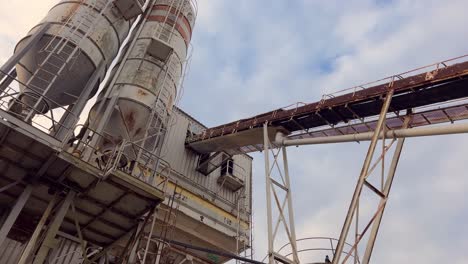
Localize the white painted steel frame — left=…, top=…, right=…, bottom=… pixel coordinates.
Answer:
left=332, top=89, right=395, bottom=264
left=263, top=123, right=299, bottom=264
left=281, top=122, right=468, bottom=146
left=265, top=85, right=450, bottom=263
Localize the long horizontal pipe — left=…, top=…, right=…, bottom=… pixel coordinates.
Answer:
left=153, top=236, right=265, bottom=264
left=281, top=122, right=468, bottom=146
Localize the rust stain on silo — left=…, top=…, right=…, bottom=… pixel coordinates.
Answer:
left=137, top=89, right=149, bottom=97
left=125, top=111, right=136, bottom=131
left=62, top=3, right=81, bottom=22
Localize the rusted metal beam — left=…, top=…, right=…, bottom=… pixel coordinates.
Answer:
left=188, top=57, right=468, bottom=145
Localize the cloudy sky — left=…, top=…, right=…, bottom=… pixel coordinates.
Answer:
left=1, top=0, right=468, bottom=263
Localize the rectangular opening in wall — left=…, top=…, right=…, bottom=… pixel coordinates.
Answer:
left=218, top=157, right=245, bottom=192
left=114, top=0, right=144, bottom=20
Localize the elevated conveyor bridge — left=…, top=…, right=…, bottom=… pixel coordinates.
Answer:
left=186, top=55, right=468, bottom=154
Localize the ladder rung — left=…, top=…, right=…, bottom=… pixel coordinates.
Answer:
left=33, top=75, right=54, bottom=84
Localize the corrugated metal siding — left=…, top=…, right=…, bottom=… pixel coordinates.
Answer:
left=48, top=237, right=82, bottom=264
left=0, top=238, right=24, bottom=264
left=161, top=108, right=252, bottom=214
left=0, top=236, right=82, bottom=264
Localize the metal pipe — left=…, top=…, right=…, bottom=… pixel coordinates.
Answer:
left=282, top=122, right=468, bottom=146
left=153, top=236, right=266, bottom=264
left=333, top=90, right=394, bottom=264
left=0, top=69, right=16, bottom=93
left=0, top=24, right=49, bottom=81
left=263, top=123, right=274, bottom=264
left=53, top=61, right=105, bottom=141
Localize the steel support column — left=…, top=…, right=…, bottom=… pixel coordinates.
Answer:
left=282, top=147, right=299, bottom=263
left=0, top=69, right=16, bottom=93
left=263, top=123, right=274, bottom=264
left=361, top=118, right=409, bottom=263
left=263, top=123, right=299, bottom=264
left=0, top=23, right=49, bottom=82
left=17, top=194, right=58, bottom=264
left=33, top=191, right=76, bottom=264
left=54, top=61, right=105, bottom=141
left=333, top=89, right=394, bottom=264
left=0, top=184, right=33, bottom=246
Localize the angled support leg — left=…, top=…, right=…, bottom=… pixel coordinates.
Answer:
left=361, top=117, right=411, bottom=264
left=0, top=184, right=33, bottom=247
left=33, top=191, right=75, bottom=264
left=333, top=89, right=394, bottom=264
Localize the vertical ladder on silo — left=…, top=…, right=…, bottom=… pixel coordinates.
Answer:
left=20, top=0, right=114, bottom=122
left=156, top=0, right=185, bottom=42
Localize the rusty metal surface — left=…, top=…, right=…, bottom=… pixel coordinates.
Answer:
left=288, top=102, right=468, bottom=141
left=15, top=0, right=132, bottom=110
left=187, top=56, right=468, bottom=145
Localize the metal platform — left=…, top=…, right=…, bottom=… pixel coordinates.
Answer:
left=0, top=108, right=164, bottom=256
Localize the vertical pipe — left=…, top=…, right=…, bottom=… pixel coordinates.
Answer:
left=281, top=146, right=299, bottom=263
left=263, top=123, right=274, bottom=264
left=17, top=194, right=58, bottom=264
left=362, top=118, right=409, bottom=264
left=333, top=90, right=394, bottom=264
left=0, top=69, right=16, bottom=93
left=0, top=24, right=49, bottom=81
left=0, top=185, right=33, bottom=247
left=91, top=0, right=156, bottom=139
left=53, top=61, right=105, bottom=141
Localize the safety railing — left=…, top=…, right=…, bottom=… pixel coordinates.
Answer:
left=63, top=124, right=173, bottom=189
left=262, top=237, right=359, bottom=264
left=0, top=69, right=79, bottom=142
left=220, top=159, right=247, bottom=183
left=186, top=54, right=468, bottom=144
left=319, top=54, right=468, bottom=99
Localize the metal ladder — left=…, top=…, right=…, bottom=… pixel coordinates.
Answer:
left=22, top=0, right=114, bottom=122
left=155, top=0, right=186, bottom=43
left=135, top=55, right=174, bottom=162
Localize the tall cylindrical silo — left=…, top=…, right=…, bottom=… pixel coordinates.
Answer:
left=87, top=0, right=196, bottom=163
left=13, top=0, right=142, bottom=116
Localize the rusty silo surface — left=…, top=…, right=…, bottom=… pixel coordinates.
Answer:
left=13, top=0, right=139, bottom=115
left=88, top=0, right=196, bottom=161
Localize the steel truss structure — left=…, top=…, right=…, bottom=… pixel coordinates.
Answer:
left=263, top=123, right=299, bottom=264
left=186, top=55, right=468, bottom=264
left=264, top=94, right=468, bottom=263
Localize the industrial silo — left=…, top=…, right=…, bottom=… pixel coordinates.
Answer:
left=87, top=0, right=196, bottom=165
left=13, top=0, right=144, bottom=119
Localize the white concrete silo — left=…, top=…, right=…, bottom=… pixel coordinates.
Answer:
left=13, top=0, right=143, bottom=116
left=87, top=0, right=196, bottom=162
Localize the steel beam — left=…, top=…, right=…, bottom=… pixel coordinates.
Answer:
left=17, top=194, right=58, bottom=264
left=33, top=191, right=75, bottom=264
left=0, top=184, right=33, bottom=246
left=281, top=122, right=468, bottom=146
left=263, top=123, right=274, bottom=264
left=281, top=146, right=299, bottom=263
left=361, top=119, right=409, bottom=263
left=0, top=23, right=49, bottom=81
left=0, top=69, right=16, bottom=93
left=53, top=61, right=105, bottom=141
left=333, top=90, right=394, bottom=264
